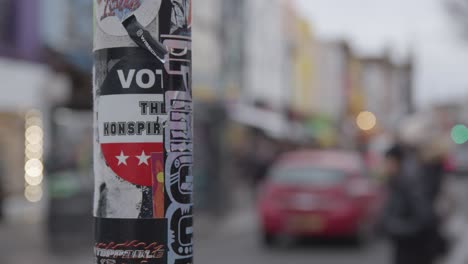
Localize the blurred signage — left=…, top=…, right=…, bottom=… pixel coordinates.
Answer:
left=41, top=0, right=93, bottom=56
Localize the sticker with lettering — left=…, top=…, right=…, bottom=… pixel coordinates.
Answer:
left=95, top=0, right=162, bottom=36
left=95, top=218, right=167, bottom=264
left=93, top=2, right=192, bottom=263
left=96, top=47, right=168, bottom=187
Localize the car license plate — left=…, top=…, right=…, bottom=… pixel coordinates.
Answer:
left=289, top=215, right=324, bottom=232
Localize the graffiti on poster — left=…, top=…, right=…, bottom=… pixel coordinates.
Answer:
left=165, top=91, right=193, bottom=264
left=94, top=218, right=168, bottom=264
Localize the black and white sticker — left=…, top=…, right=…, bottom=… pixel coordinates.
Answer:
left=95, top=0, right=162, bottom=36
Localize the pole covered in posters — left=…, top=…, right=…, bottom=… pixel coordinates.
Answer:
left=93, top=1, right=192, bottom=263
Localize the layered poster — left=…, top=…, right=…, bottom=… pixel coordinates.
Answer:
left=93, top=1, right=192, bottom=263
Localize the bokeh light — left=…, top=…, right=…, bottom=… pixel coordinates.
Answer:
left=25, top=116, right=42, bottom=126
left=25, top=109, right=42, bottom=119
left=451, top=124, right=468, bottom=145
left=356, top=111, right=377, bottom=131
left=25, top=125, right=43, bottom=145
left=25, top=174, right=43, bottom=186
left=24, top=185, right=43, bottom=203
left=24, top=109, right=44, bottom=203
left=26, top=161, right=42, bottom=171
left=25, top=148, right=43, bottom=159
left=25, top=125, right=43, bottom=136
left=26, top=143, right=43, bottom=154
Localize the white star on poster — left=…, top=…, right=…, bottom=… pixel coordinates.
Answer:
left=136, top=150, right=151, bottom=166
left=116, top=151, right=129, bottom=166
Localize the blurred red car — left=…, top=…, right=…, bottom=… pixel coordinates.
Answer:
left=258, top=150, right=384, bottom=246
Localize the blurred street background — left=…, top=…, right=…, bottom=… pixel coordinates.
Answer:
left=1, top=0, right=468, bottom=263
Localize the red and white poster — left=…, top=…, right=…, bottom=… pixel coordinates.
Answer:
left=98, top=94, right=165, bottom=187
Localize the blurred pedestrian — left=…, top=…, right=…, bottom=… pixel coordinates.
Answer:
left=400, top=116, right=453, bottom=259
left=381, top=144, right=438, bottom=264
left=421, top=137, right=452, bottom=203
left=420, top=137, right=453, bottom=258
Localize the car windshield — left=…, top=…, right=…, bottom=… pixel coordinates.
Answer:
left=270, top=167, right=346, bottom=187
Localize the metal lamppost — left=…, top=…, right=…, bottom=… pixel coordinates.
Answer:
left=93, top=1, right=192, bottom=263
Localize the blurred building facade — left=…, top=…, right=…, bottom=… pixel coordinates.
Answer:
left=192, top=0, right=223, bottom=100
left=316, top=41, right=348, bottom=122
left=290, top=17, right=318, bottom=115
left=360, top=56, right=392, bottom=131
left=346, top=52, right=366, bottom=118
left=220, top=0, right=245, bottom=100
left=390, top=58, right=414, bottom=123
left=360, top=54, right=414, bottom=132
left=243, top=0, right=290, bottom=108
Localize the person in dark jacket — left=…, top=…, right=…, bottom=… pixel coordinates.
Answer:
left=382, top=144, right=438, bottom=264
left=421, top=152, right=449, bottom=257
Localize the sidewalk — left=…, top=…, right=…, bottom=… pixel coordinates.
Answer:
left=195, top=181, right=257, bottom=240
left=442, top=176, right=468, bottom=264
left=0, top=187, right=256, bottom=263
left=0, top=206, right=256, bottom=264
left=0, top=196, right=92, bottom=264
left=195, top=204, right=257, bottom=240
left=0, top=218, right=92, bottom=264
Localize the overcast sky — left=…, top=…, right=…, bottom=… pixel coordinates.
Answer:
left=295, top=0, right=468, bottom=108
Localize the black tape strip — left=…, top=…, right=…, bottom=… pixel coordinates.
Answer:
left=123, top=14, right=168, bottom=63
